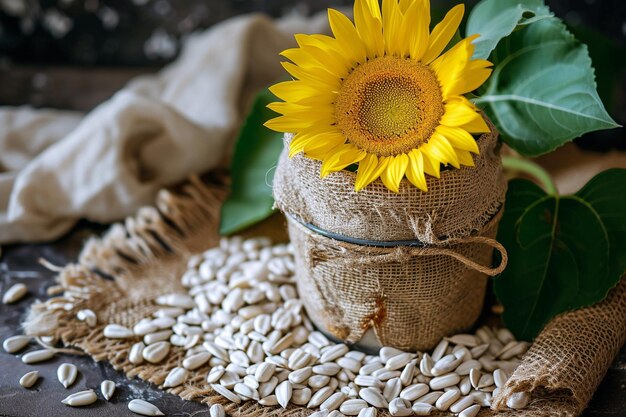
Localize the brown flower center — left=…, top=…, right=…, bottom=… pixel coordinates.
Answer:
left=335, top=56, right=444, bottom=156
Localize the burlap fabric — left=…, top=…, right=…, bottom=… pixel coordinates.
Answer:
left=21, top=173, right=626, bottom=417
left=273, top=126, right=506, bottom=244
left=273, top=126, right=508, bottom=350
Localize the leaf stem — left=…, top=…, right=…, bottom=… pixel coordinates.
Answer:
left=502, top=156, right=559, bottom=196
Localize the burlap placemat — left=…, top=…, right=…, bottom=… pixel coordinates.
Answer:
left=23, top=173, right=626, bottom=417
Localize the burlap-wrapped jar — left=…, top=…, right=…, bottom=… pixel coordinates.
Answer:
left=273, top=124, right=508, bottom=351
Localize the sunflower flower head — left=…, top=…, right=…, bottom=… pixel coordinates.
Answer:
left=265, top=0, right=493, bottom=192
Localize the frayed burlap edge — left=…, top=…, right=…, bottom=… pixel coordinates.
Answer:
left=21, top=172, right=626, bottom=417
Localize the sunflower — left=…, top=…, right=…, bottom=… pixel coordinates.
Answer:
left=265, top=0, right=493, bottom=192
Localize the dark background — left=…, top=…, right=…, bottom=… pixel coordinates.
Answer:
left=0, top=0, right=625, bottom=150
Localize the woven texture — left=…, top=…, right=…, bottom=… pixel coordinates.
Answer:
left=21, top=173, right=625, bottom=417
left=273, top=126, right=507, bottom=244
left=274, top=124, right=508, bottom=350
left=288, top=212, right=503, bottom=351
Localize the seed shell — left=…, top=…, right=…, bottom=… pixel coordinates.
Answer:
left=128, top=398, right=165, bottom=415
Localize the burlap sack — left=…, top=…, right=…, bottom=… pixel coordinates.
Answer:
left=273, top=126, right=508, bottom=350
left=21, top=173, right=625, bottom=417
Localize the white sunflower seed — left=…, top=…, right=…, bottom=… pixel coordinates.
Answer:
left=399, top=383, right=429, bottom=401
left=142, top=341, right=170, bottom=363
left=309, top=331, right=331, bottom=348
left=103, top=324, right=133, bottom=339
left=3, top=283, right=28, bottom=304
left=276, top=380, right=293, bottom=408
left=19, top=370, right=39, bottom=388
left=77, top=309, right=97, bottom=327
left=456, top=359, right=482, bottom=375
left=354, top=375, right=383, bottom=388
left=320, top=392, right=346, bottom=411
left=309, top=374, right=331, bottom=389
left=292, top=387, right=312, bottom=405
left=314, top=363, right=342, bottom=376
left=129, top=342, right=145, bottom=364
left=449, top=395, right=475, bottom=413
left=152, top=316, right=176, bottom=329
left=321, top=344, right=350, bottom=363
left=62, top=390, right=98, bottom=407
left=101, top=380, right=116, bottom=400
left=399, top=359, right=417, bottom=386
left=203, top=341, right=229, bottom=361
left=163, top=367, right=188, bottom=388
left=470, top=368, right=481, bottom=389
left=412, top=402, right=435, bottom=416
left=210, top=383, right=241, bottom=404
left=357, top=407, right=377, bottom=417
left=22, top=349, right=55, bottom=364
left=359, top=387, right=388, bottom=408
left=445, top=334, right=479, bottom=347
left=234, top=382, right=259, bottom=400
left=415, top=391, right=443, bottom=405
left=431, top=340, right=448, bottom=362
left=258, top=376, right=278, bottom=398
left=493, top=368, right=508, bottom=388
left=339, top=399, right=367, bottom=415
left=385, top=352, right=413, bottom=371
left=57, top=363, right=77, bottom=388
left=379, top=346, right=404, bottom=363
left=496, top=328, right=515, bottom=345
left=435, top=388, right=461, bottom=411
left=471, top=343, right=490, bottom=359
left=144, top=330, right=173, bottom=345
left=383, top=377, right=402, bottom=402
left=128, top=398, right=165, bottom=415
left=3, top=335, right=30, bottom=353
left=209, top=403, right=225, bottom=417
left=477, top=373, right=494, bottom=389
left=459, top=376, right=472, bottom=395
left=459, top=404, right=481, bottom=417
left=308, top=386, right=334, bottom=408
left=388, top=398, right=412, bottom=416
left=255, top=362, right=276, bottom=383
left=156, top=293, right=194, bottom=309
left=431, top=354, right=462, bottom=376
left=506, top=391, right=531, bottom=409
left=419, top=354, right=434, bottom=377
left=310, top=411, right=331, bottom=417
left=258, top=395, right=278, bottom=406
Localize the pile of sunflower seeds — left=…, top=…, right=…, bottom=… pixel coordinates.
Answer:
left=2, top=236, right=531, bottom=416
left=100, top=236, right=532, bottom=416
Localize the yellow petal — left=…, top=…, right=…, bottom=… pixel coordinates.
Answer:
left=264, top=115, right=332, bottom=132
left=328, top=9, right=367, bottom=65
left=380, top=153, right=409, bottom=193
left=289, top=129, right=344, bottom=157
left=427, top=133, right=460, bottom=168
left=320, top=144, right=366, bottom=178
left=269, top=80, right=337, bottom=105
left=440, top=100, right=483, bottom=127
left=422, top=148, right=441, bottom=178
left=435, top=125, right=479, bottom=154
left=422, top=4, right=464, bottom=64
left=460, top=116, right=491, bottom=133
left=355, top=153, right=388, bottom=191
left=405, top=149, right=428, bottom=191
left=280, top=62, right=340, bottom=89
left=409, top=0, right=430, bottom=61
left=382, top=0, right=403, bottom=56
left=429, top=36, right=474, bottom=98
left=456, top=149, right=476, bottom=167
left=354, top=0, right=385, bottom=58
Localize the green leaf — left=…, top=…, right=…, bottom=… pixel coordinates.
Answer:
left=466, top=0, right=553, bottom=60
left=494, top=169, right=626, bottom=340
left=475, top=17, right=619, bottom=157
left=219, top=89, right=284, bottom=235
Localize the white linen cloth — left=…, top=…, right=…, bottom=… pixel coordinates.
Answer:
left=0, top=13, right=328, bottom=243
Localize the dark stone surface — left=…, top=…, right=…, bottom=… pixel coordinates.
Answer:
left=0, top=222, right=211, bottom=417
left=1, top=224, right=625, bottom=416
